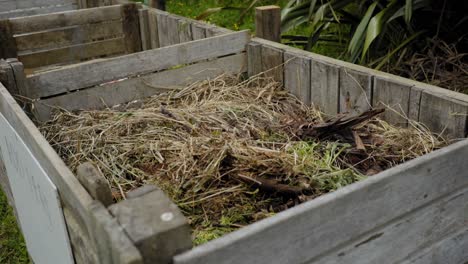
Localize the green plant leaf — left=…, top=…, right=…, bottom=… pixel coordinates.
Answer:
left=405, top=0, right=413, bottom=24
left=348, top=2, right=378, bottom=59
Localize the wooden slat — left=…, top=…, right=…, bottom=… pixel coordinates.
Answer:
left=408, top=86, right=422, bottom=122
left=0, top=4, right=77, bottom=19
left=121, top=3, right=141, bottom=53
left=317, top=187, right=468, bottom=264
left=0, top=19, right=17, bottom=58
left=284, top=52, right=311, bottom=105
left=178, top=19, right=193, bottom=43
left=400, top=228, right=468, bottom=264
left=372, top=76, right=412, bottom=126
left=339, top=68, right=372, bottom=114
left=156, top=12, right=170, bottom=47
left=247, top=42, right=262, bottom=77
left=9, top=5, right=122, bottom=34
left=33, top=53, right=247, bottom=121
left=255, top=6, right=280, bottom=42
left=138, top=9, right=150, bottom=51
left=14, top=20, right=124, bottom=52
left=191, top=22, right=206, bottom=40
left=173, top=139, right=468, bottom=264
left=18, top=37, right=126, bottom=69
left=147, top=9, right=159, bottom=49
left=416, top=87, right=468, bottom=139
left=310, top=60, right=339, bottom=115
left=0, top=0, right=77, bottom=11
left=261, top=45, right=283, bottom=83
left=27, top=30, right=250, bottom=98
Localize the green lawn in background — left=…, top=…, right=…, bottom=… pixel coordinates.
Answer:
left=0, top=190, right=29, bottom=264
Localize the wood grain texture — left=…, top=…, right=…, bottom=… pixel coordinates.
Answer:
left=310, top=59, right=339, bottom=115
left=14, top=20, right=123, bottom=52
left=261, top=45, right=283, bottom=83
left=174, top=139, right=468, bottom=264
left=0, top=19, right=17, bottom=58
left=339, top=68, right=372, bottom=114
left=0, top=4, right=77, bottom=19
left=147, top=9, right=159, bottom=49
left=255, top=5, right=280, bottom=42
left=33, top=53, right=247, bottom=121
left=177, top=19, right=193, bottom=43
left=372, top=76, right=412, bottom=126
left=27, top=30, right=250, bottom=98
left=165, top=15, right=181, bottom=45
left=76, top=162, right=114, bottom=207
left=417, top=87, right=468, bottom=139
left=190, top=22, right=206, bottom=40
left=284, top=52, right=311, bottom=105
left=9, top=4, right=122, bottom=34
left=138, top=9, right=150, bottom=51
left=18, top=37, right=126, bottom=69
left=247, top=42, right=262, bottom=77
left=121, top=3, right=142, bottom=53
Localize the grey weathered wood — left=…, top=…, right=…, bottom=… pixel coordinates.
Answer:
left=0, top=0, right=76, bottom=11
left=27, top=30, right=250, bottom=98
left=18, top=37, right=126, bottom=69
left=372, top=76, right=413, bottom=126
left=178, top=19, right=193, bottom=43
left=9, top=5, right=122, bottom=34
left=0, top=4, right=77, bottom=19
left=121, top=3, right=142, bottom=53
left=408, top=86, right=422, bottom=122
left=400, top=227, right=468, bottom=264
left=147, top=9, right=160, bottom=49
left=255, top=6, right=280, bottom=43
left=417, top=86, right=468, bottom=139
left=7, top=59, right=28, bottom=97
left=109, top=186, right=191, bottom=264
left=14, top=20, right=124, bottom=52
left=33, top=53, right=247, bottom=121
left=156, top=12, right=170, bottom=47
left=138, top=9, right=150, bottom=51
left=317, top=186, right=468, bottom=264
left=76, top=162, right=114, bottom=207
left=261, top=45, right=283, bottom=83
left=165, top=14, right=181, bottom=46
left=174, top=139, right=468, bottom=264
left=310, top=60, right=340, bottom=115
left=191, top=22, right=206, bottom=40
left=0, top=19, right=17, bottom=58
left=247, top=42, right=262, bottom=77
left=284, top=52, right=311, bottom=105
left=339, top=68, right=372, bottom=114
left=0, top=59, right=18, bottom=95
left=0, top=137, right=14, bottom=206
left=0, top=82, right=141, bottom=264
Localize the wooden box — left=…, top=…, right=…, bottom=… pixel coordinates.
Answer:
left=0, top=20, right=467, bottom=264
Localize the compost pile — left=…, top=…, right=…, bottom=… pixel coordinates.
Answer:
left=39, top=75, right=446, bottom=244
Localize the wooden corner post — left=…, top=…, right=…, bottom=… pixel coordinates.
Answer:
left=255, top=6, right=281, bottom=43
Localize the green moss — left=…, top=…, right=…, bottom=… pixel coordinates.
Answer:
left=0, top=190, right=29, bottom=264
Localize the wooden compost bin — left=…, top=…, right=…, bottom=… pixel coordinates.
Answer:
left=0, top=3, right=231, bottom=73
left=0, top=29, right=467, bottom=264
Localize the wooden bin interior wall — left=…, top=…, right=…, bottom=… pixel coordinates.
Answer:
left=171, top=38, right=468, bottom=264
left=0, top=29, right=249, bottom=264
left=7, top=32, right=468, bottom=264
left=0, top=4, right=231, bottom=74
left=0, top=0, right=116, bottom=19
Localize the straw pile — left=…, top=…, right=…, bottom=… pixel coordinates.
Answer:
left=39, top=75, right=446, bottom=244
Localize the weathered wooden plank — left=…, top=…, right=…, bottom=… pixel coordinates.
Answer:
left=0, top=19, right=17, bottom=58
left=7, top=59, right=28, bottom=97
left=310, top=60, right=339, bottom=115
left=27, top=30, right=250, bottom=98
left=372, top=76, right=412, bottom=126
left=121, top=3, right=141, bottom=53
left=109, top=186, right=191, bottom=264
left=247, top=42, right=262, bottom=77
left=400, top=227, right=468, bottom=264
left=255, top=6, right=280, bottom=42
left=191, top=22, right=206, bottom=40
left=138, top=9, right=150, bottom=51
left=0, top=0, right=76, bottom=11
left=317, top=186, right=468, bottom=263
left=15, top=20, right=123, bottom=52
left=417, top=87, right=468, bottom=139
left=173, top=139, right=468, bottom=264
left=0, top=4, right=77, bottom=19
left=339, top=68, right=372, bottom=114
left=18, top=37, right=126, bottom=69
left=9, top=5, right=122, bottom=34
left=408, top=86, right=422, bottom=122
left=284, top=52, right=311, bottom=105
left=178, top=19, right=193, bottom=43
left=165, top=14, right=181, bottom=45
left=146, top=9, right=159, bottom=49
left=76, top=162, right=114, bottom=207
left=0, top=59, right=18, bottom=95
left=33, top=53, right=247, bottom=121
left=261, top=45, right=283, bottom=83
left=156, top=12, right=170, bottom=47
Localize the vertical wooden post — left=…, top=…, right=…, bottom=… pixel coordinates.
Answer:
left=149, top=0, right=166, bottom=10
left=0, top=20, right=17, bottom=59
left=255, top=5, right=281, bottom=43
left=121, top=3, right=142, bottom=53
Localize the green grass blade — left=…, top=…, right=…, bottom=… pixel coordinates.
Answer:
left=348, top=2, right=378, bottom=58
left=405, top=0, right=413, bottom=24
